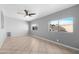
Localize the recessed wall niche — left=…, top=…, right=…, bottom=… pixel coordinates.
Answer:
left=31, top=24, right=38, bottom=31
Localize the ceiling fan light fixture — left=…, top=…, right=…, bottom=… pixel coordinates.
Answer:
left=17, top=9, right=36, bottom=17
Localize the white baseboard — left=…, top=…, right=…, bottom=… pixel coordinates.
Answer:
left=32, top=35, right=79, bottom=51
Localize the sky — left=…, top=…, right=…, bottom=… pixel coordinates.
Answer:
left=50, top=17, right=73, bottom=25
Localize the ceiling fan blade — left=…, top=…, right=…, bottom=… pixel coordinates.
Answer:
left=24, top=10, right=28, bottom=15
left=29, top=13, right=36, bottom=16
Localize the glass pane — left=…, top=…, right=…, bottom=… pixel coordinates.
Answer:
left=49, top=20, right=58, bottom=32
left=59, top=17, right=73, bottom=32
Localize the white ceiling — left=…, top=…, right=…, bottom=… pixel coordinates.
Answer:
left=0, top=4, right=76, bottom=21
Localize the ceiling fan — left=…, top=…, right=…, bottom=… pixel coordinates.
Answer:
left=17, top=9, right=36, bottom=17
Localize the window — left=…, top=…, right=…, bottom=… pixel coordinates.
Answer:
left=49, top=20, right=58, bottom=32
left=59, top=17, right=73, bottom=32
left=49, top=17, right=73, bottom=33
